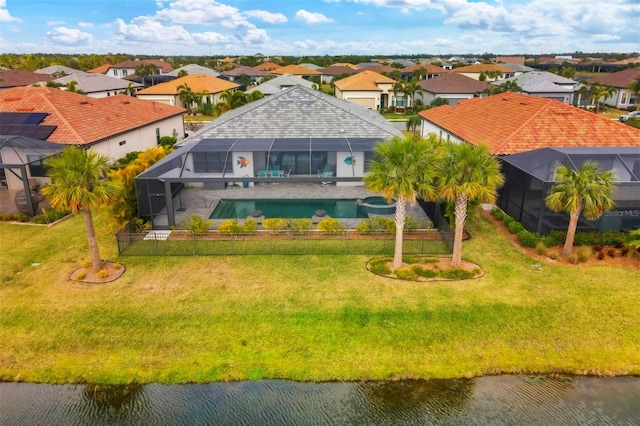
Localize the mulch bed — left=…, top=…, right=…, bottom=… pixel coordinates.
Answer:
left=69, top=261, right=126, bottom=284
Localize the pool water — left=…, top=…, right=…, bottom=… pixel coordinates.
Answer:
left=211, top=198, right=368, bottom=219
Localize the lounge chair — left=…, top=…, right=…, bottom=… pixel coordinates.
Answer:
left=320, top=171, right=333, bottom=186
left=257, top=170, right=267, bottom=185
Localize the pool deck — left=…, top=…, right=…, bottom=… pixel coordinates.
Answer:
left=153, top=183, right=430, bottom=229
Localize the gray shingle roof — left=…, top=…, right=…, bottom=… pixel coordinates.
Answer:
left=166, top=64, right=220, bottom=77
left=52, top=74, right=143, bottom=93
left=494, top=71, right=577, bottom=93
left=35, top=65, right=87, bottom=76
left=182, top=85, right=401, bottom=143
left=246, top=74, right=314, bottom=95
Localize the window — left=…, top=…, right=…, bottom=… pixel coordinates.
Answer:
left=156, top=128, right=160, bottom=145
left=122, top=70, right=128, bottom=76
left=621, top=92, right=628, bottom=104
left=27, top=155, right=46, bottom=177
left=113, top=69, right=118, bottom=76
left=193, top=152, right=232, bottom=173
left=119, top=140, right=126, bottom=146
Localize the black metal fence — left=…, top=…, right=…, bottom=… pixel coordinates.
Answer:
left=116, top=228, right=450, bottom=257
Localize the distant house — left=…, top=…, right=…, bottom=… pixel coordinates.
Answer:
left=452, top=64, right=515, bottom=81
left=317, top=66, right=358, bottom=84
left=35, top=65, right=86, bottom=78
left=270, top=65, right=321, bottom=78
left=0, top=70, right=53, bottom=91
left=246, top=74, right=314, bottom=95
left=492, top=71, right=577, bottom=104
left=333, top=70, right=396, bottom=110
left=46, top=73, right=143, bottom=98
left=419, top=92, right=640, bottom=234
left=167, top=64, right=220, bottom=78
left=587, top=67, right=640, bottom=110
left=219, top=65, right=272, bottom=84
left=495, top=56, right=525, bottom=65
left=136, top=74, right=240, bottom=108
left=400, top=64, right=450, bottom=81
left=0, top=87, right=185, bottom=191
left=356, top=65, right=395, bottom=75
left=417, top=73, right=488, bottom=106
left=105, top=59, right=174, bottom=79
left=253, top=62, right=281, bottom=72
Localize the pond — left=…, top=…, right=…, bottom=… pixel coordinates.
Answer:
left=1, top=375, right=638, bottom=425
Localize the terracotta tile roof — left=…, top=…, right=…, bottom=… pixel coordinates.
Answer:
left=419, top=92, right=640, bottom=155
left=418, top=73, right=489, bottom=94
left=253, top=62, right=281, bottom=71
left=452, top=64, right=514, bottom=74
left=221, top=65, right=272, bottom=78
left=87, top=64, right=111, bottom=74
left=401, top=64, right=451, bottom=74
left=587, top=67, right=640, bottom=88
left=271, top=64, right=321, bottom=76
left=137, top=74, right=239, bottom=95
left=356, top=65, right=394, bottom=74
left=495, top=56, right=525, bottom=65
left=109, top=59, right=174, bottom=73
left=332, top=63, right=360, bottom=70
left=0, top=70, right=54, bottom=89
left=333, top=70, right=396, bottom=91
left=0, top=86, right=184, bottom=145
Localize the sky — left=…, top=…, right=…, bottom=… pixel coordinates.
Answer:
left=1, top=0, right=638, bottom=57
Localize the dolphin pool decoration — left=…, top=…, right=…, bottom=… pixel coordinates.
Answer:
left=236, top=156, right=250, bottom=168
left=344, top=156, right=356, bottom=166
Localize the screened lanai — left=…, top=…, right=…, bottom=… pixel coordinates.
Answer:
left=497, top=147, right=640, bottom=234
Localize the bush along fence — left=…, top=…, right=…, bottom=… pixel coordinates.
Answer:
left=116, top=216, right=451, bottom=257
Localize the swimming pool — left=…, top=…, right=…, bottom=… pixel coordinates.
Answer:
left=210, top=198, right=393, bottom=219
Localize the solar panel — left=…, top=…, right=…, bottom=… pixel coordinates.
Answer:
left=0, top=112, right=47, bottom=125
left=22, top=113, right=48, bottom=125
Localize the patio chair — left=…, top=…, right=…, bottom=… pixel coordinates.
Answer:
left=281, top=169, right=290, bottom=178
left=320, top=171, right=334, bottom=186
left=257, top=170, right=267, bottom=185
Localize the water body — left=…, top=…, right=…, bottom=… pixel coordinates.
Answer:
left=1, top=376, right=638, bottom=425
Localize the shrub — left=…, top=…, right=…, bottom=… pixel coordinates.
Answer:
left=568, top=253, right=579, bottom=264
left=112, top=263, right=123, bottom=270
left=411, top=265, right=437, bottom=278
left=0, top=213, right=31, bottom=222
left=597, top=251, right=605, bottom=260
left=394, top=268, right=420, bottom=281
left=438, top=268, right=475, bottom=280
left=97, top=269, right=109, bottom=278
left=317, top=218, right=344, bottom=234
left=606, top=248, right=616, bottom=258
left=548, top=252, right=559, bottom=260
left=262, top=218, right=287, bottom=231
left=517, top=230, right=540, bottom=247
left=182, top=215, right=212, bottom=234
left=402, top=256, right=419, bottom=264
left=369, top=258, right=391, bottom=275
left=535, top=242, right=548, bottom=256
left=76, top=271, right=86, bottom=280
left=503, top=215, right=515, bottom=227
left=159, top=136, right=177, bottom=148
left=373, top=216, right=396, bottom=233
left=217, top=219, right=242, bottom=234
left=82, top=260, right=92, bottom=268
left=134, top=218, right=152, bottom=232
left=577, top=247, right=591, bottom=263
left=491, top=207, right=505, bottom=220
left=241, top=220, right=258, bottom=233
left=404, top=216, right=422, bottom=230
left=507, top=221, right=525, bottom=234
left=286, top=218, right=312, bottom=233
left=356, top=219, right=374, bottom=234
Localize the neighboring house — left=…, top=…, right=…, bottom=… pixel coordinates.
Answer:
left=299, top=63, right=322, bottom=70
left=419, top=92, right=640, bottom=234
left=356, top=65, right=395, bottom=75
left=136, top=74, right=240, bottom=108
left=167, top=64, right=220, bottom=78
left=498, top=63, right=535, bottom=74
left=452, top=64, right=515, bottom=81
left=135, top=85, right=401, bottom=228
left=245, top=74, right=314, bottom=95
left=332, top=63, right=360, bottom=70
left=253, top=62, right=281, bottom=71
left=219, top=65, right=272, bottom=84
left=46, top=73, right=143, bottom=98
left=333, top=70, right=396, bottom=110
left=270, top=65, right=321, bottom=78
left=35, top=65, right=87, bottom=78
left=317, top=66, right=358, bottom=84
left=492, top=71, right=577, bottom=104
left=87, top=64, right=111, bottom=74
left=417, top=73, right=488, bottom=106
left=587, top=67, right=640, bottom=110
left=0, top=70, right=53, bottom=91
left=105, top=59, right=174, bottom=79
left=495, top=56, right=525, bottom=65
left=400, top=64, right=450, bottom=81
left=0, top=86, right=185, bottom=190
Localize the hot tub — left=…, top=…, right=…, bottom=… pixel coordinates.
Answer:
left=357, top=196, right=396, bottom=216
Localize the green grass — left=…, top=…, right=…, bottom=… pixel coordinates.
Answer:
left=0, top=211, right=639, bottom=384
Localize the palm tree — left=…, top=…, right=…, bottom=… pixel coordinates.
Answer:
left=437, top=142, right=504, bottom=267
left=392, top=81, right=407, bottom=111
left=404, top=79, right=421, bottom=112
left=499, top=80, right=523, bottom=93
left=64, top=80, right=84, bottom=94
left=42, top=146, right=119, bottom=272
left=589, top=83, right=617, bottom=113
left=364, top=135, right=439, bottom=269
left=405, top=115, right=421, bottom=133
left=626, top=77, right=640, bottom=110
left=177, top=83, right=197, bottom=114
left=135, top=64, right=149, bottom=86
left=120, top=82, right=137, bottom=96
left=545, top=161, right=616, bottom=258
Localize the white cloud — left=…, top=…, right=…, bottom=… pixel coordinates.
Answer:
left=295, top=10, right=334, bottom=24
left=114, top=17, right=194, bottom=44
left=192, top=31, right=231, bottom=45
left=45, top=27, right=93, bottom=46
left=592, top=34, right=621, bottom=42
left=46, top=20, right=66, bottom=26
left=0, top=0, right=20, bottom=22
left=243, top=10, right=287, bottom=24
left=154, top=0, right=247, bottom=28
left=77, top=21, right=94, bottom=28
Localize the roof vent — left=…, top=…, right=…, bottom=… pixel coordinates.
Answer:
left=123, top=100, right=130, bottom=104
left=80, top=100, right=90, bottom=105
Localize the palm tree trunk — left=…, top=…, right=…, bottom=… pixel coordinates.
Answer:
left=451, top=193, right=468, bottom=268
left=83, top=208, right=103, bottom=272
left=393, top=196, right=407, bottom=269
left=562, top=210, right=580, bottom=258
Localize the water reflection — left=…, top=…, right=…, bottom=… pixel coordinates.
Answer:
left=0, top=376, right=638, bottom=426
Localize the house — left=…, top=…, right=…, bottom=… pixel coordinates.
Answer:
left=0, top=86, right=185, bottom=192
left=419, top=92, right=640, bottom=234
left=245, top=74, right=314, bottom=96
left=218, top=65, right=272, bottom=84
left=400, top=64, right=450, bottom=81
left=35, top=65, right=87, bottom=78
left=104, top=59, right=174, bottom=79
left=253, top=62, right=281, bottom=72
left=317, top=66, right=358, bottom=84
left=87, top=64, right=112, bottom=75
left=587, top=67, right=640, bottom=110
left=333, top=70, right=396, bottom=110
left=0, top=70, right=53, bottom=91
left=299, top=63, right=323, bottom=71
left=167, top=64, right=220, bottom=78
left=134, top=85, right=401, bottom=228
left=417, top=73, right=488, bottom=106
left=45, top=73, right=144, bottom=98
left=497, top=63, right=535, bottom=74
left=452, top=64, right=515, bottom=81
left=495, top=56, right=525, bottom=65
left=332, top=63, right=360, bottom=70
left=492, top=71, right=577, bottom=104
left=270, top=64, right=321, bottom=78
left=356, top=65, right=395, bottom=75
left=136, top=74, right=240, bottom=108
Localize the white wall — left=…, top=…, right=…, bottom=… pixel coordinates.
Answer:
left=136, top=94, right=177, bottom=106
left=336, top=90, right=381, bottom=110
left=420, top=120, right=464, bottom=143
left=231, top=151, right=255, bottom=187
left=335, top=151, right=364, bottom=187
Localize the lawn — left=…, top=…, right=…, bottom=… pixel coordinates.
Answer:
left=0, top=211, right=638, bottom=384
